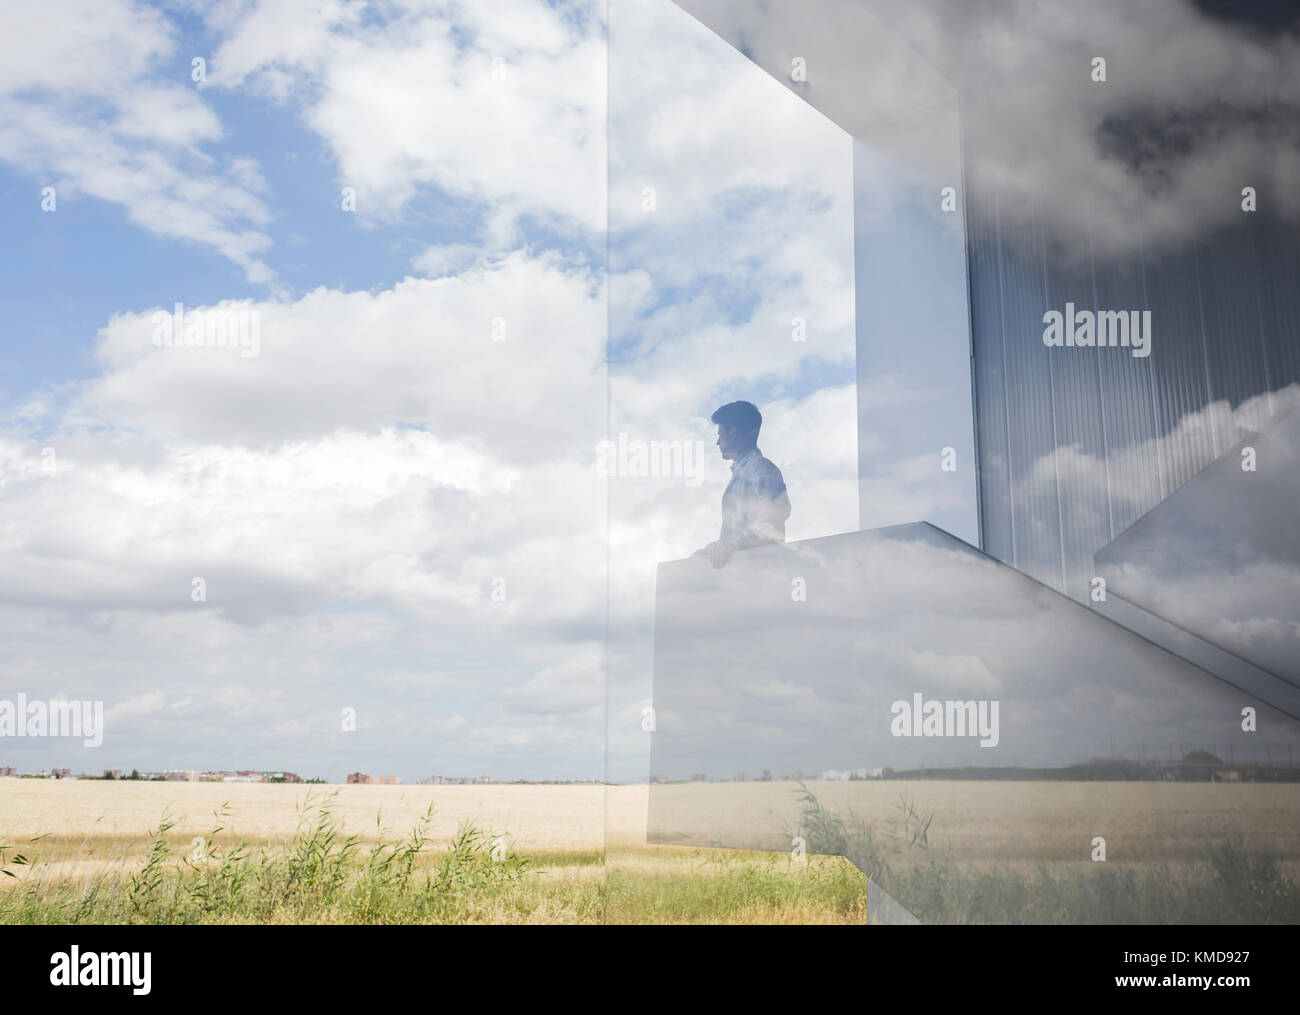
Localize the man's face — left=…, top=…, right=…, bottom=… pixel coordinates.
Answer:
left=716, top=424, right=740, bottom=461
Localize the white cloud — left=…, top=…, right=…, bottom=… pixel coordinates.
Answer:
left=207, top=0, right=606, bottom=240
left=672, top=0, right=1300, bottom=258
left=83, top=250, right=606, bottom=454
left=0, top=0, right=277, bottom=282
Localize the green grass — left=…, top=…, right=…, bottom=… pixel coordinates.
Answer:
left=605, top=849, right=866, bottom=924
left=1, top=797, right=564, bottom=924
left=0, top=795, right=863, bottom=924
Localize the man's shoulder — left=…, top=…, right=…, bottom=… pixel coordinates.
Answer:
left=749, top=449, right=783, bottom=474
left=745, top=451, right=787, bottom=490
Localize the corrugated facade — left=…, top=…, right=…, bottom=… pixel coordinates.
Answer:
left=964, top=166, right=1300, bottom=599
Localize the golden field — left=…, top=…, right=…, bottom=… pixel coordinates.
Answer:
left=7, top=777, right=1297, bottom=854
left=2, top=778, right=1298, bottom=923
left=0, top=778, right=869, bottom=923
left=1, top=779, right=613, bottom=858
left=639, top=779, right=1300, bottom=867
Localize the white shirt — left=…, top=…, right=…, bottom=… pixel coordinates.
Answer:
left=719, top=447, right=791, bottom=548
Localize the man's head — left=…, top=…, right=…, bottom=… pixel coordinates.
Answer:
left=710, top=400, right=762, bottom=461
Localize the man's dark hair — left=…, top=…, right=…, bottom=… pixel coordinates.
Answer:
left=710, top=400, right=762, bottom=439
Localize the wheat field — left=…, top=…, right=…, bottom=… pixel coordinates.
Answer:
left=2, top=778, right=1298, bottom=923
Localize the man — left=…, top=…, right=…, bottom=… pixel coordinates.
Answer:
left=697, top=400, right=791, bottom=568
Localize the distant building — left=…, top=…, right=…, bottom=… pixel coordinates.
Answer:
left=477, top=775, right=491, bottom=784
left=0, top=765, right=17, bottom=777
left=52, top=767, right=71, bottom=779
left=374, top=775, right=400, bottom=785
left=347, top=772, right=372, bottom=784
left=76, top=768, right=302, bottom=783
left=139, top=770, right=191, bottom=781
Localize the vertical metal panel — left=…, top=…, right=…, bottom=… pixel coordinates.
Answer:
left=1198, top=221, right=1273, bottom=442
left=965, top=153, right=1013, bottom=565
left=1092, top=241, right=1165, bottom=537
left=970, top=209, right=1298, bottom=593
left=1044, top=229, right=1110, bottom=598
left=1256, top=214, right=1300, bottom=395
left=1127, top=245, right=1218, bottom=498
left=995, top=210, right=1064, bottom=591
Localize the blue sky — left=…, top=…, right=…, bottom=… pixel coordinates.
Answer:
left=0, top=0, right=861, bottom=784
left=0, top=17, right=598, bottom=411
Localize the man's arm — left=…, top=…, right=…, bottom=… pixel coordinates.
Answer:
left=733, top=466, right=790, bottom=548
left=698, top=460, right=790, bottom=566
left=733, top=492, right=789, bottom=547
